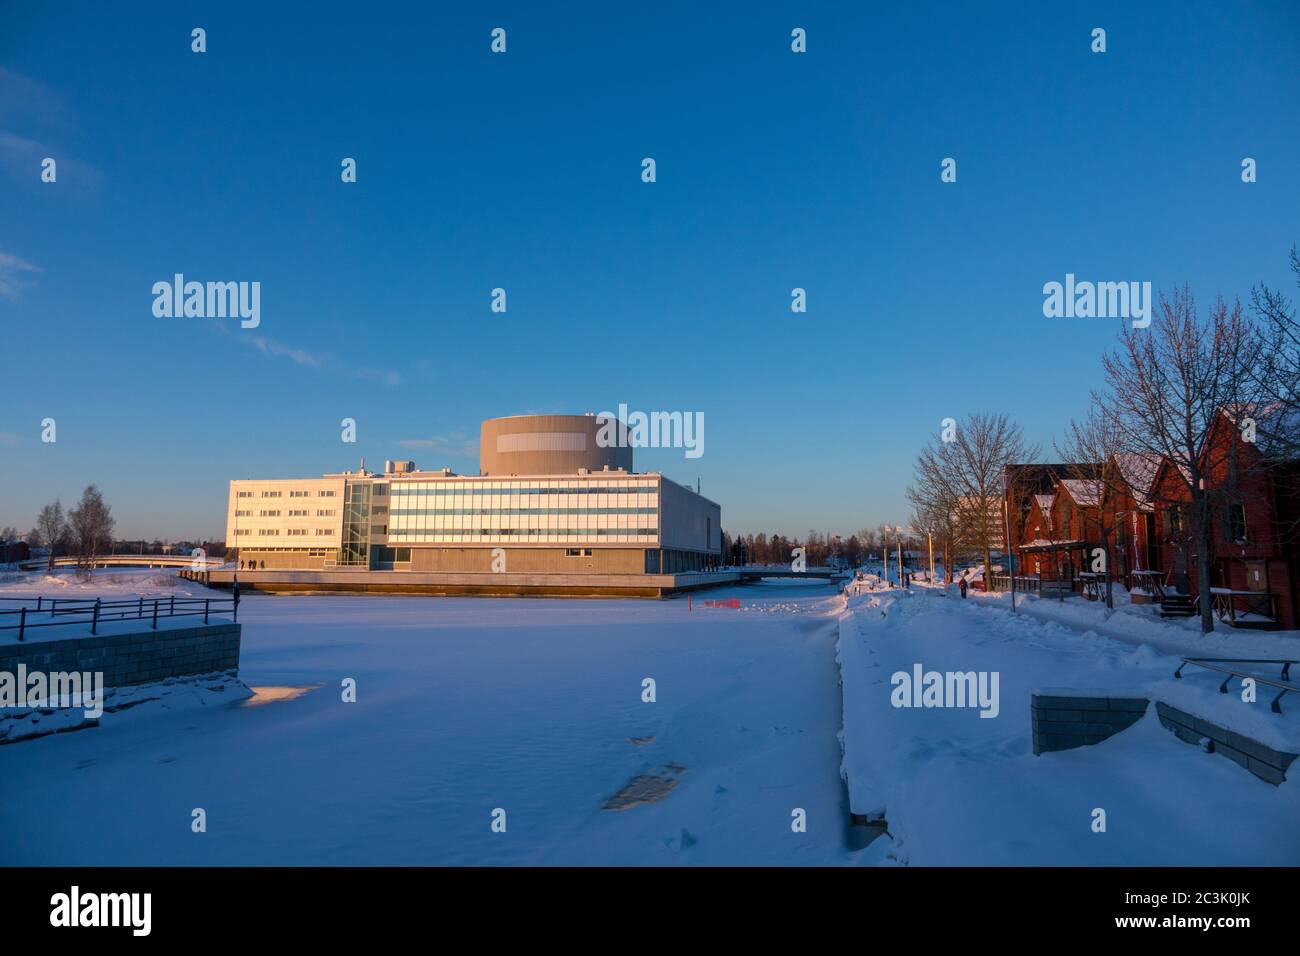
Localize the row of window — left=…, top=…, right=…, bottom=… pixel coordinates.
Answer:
left=388, top=528, right=658, bottom=538
left=235, top=528, right=337, bottom=537
left=389, top=485, right=657, bottom=496
left=235, top=489, right=339, bottom=498
left=1160, top=503, right=1249, bottom=543
left=241, top=548, right=332, bottom=556
left=389, top=507, right=657, bottom=516
left=391, top=514, right=654, bottom=526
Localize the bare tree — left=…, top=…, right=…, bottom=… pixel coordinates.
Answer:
left=912, top=414, right=1036, bottom=589
left=907, top=444, right=960, bottom=584
left=1057, top=409, right=1127, bottom=609
left=1250, top=246, right=1300, bottom=456
left=1096, top=287, right=1263, bottom=632
left=954, top=415, right=1035, bottom=586
left=36, top=500, right=68, bottom=573
left=67, top=486, right=116, bottom=574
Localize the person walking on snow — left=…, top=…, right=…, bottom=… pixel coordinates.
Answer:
left=959, top=576, right=968, bottom=599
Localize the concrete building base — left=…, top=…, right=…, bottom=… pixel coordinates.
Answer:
left=191, top=568, right=744, bottom=598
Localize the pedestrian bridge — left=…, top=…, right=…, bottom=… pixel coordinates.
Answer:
left=18, top=555, right=225, bottom=571
left=731, top=566, right=850, bottom=582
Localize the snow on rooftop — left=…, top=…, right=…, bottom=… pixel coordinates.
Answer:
left=1113, top=451, right=1161, bottom=508
left=1058, top=478, right=1102, bottom=507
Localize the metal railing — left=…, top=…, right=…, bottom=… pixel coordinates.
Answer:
left=1175, top=657, right=1297, bottom=713
left=989, top=575, right=1077, bottom=596
left=0, top=593, right=239, bottom=643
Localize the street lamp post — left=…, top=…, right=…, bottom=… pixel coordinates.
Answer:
left=897, top=532, right=904, bottom=589
left=928, top=530, right=935, bottom=586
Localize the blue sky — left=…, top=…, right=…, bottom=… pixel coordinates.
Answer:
left=2, top=1, right=1299, bottom=540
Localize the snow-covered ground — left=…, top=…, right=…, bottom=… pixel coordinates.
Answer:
left=838, top=587, right=1300, bottom=865
left=0, top=570, right=866, bottom=865
left=6, top=567, right=1299, bottom=866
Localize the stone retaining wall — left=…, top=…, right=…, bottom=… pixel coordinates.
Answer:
left=1031, top=693, right=1149, bottom=755
left=1155, top=701, right=1297, bottom=785
left=0, top=622, right=241, bottom=688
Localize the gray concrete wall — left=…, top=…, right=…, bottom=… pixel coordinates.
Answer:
left=407, top=546, right=646, bottom=574
left=658, top=477, right=721, bottom=553
left=200, top=567, right=740, bottom=597
left=236, top=550, right=330, bottom=570
left=1155, top=701, right=1297, bottom=785
left=1031, top=693, right=1149, bottom=754
left=0, top=623, right=241, bottom=689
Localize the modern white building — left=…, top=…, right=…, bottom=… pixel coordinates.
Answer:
left=226, top=414, right=722, bottom=577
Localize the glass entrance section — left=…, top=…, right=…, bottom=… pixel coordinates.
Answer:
left=340, top=482, right=372, bottom=566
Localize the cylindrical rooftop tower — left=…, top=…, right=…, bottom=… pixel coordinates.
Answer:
left=479, top=414, right=633, bottom=476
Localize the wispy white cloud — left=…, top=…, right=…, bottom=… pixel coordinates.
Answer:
left=0, top=70, right=104, bottom=187
left=396, top=433, right=479, bottom=457
left=246, top=333, right=324, bottom=368
left=210, top=320, right=401, bottom=383
left=0, top=251, right=41, bottom=300
left=0, top=69, right=65, bottom=128
left=0, top=129, right=104, bottom=187
left=354, top=366, right=403, bottom=386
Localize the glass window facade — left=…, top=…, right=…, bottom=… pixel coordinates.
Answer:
left=386, top=477, right=660, bottom=544
left=340, top=483, right=372, bottom=566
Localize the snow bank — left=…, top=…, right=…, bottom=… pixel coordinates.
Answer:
left=836, top=589, right=1300, bottom=865
left=1, top=673, right=251, bottom=744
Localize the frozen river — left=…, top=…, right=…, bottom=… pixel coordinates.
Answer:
left=1, top=579, right=867, bottom=865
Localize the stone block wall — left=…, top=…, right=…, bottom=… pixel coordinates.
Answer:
left=1155, top=701, right=1297, bottom=785
left=0, top=623, right=241, bottom=688
left=1031, top=693, right=1149, bottom=755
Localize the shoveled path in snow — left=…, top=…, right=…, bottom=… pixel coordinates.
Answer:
left=838, top=588, right=1300, bottom=865
left=1, top=580, right=864, bottom=865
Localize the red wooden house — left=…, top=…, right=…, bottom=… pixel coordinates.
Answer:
left=1004, top=463, right=1102, bottom=580
left=1102, top=452, right=1161, bottom=589
left=1148, top=408, right=1300, bottom=629
left=1016, top=492, right=1062, bottom=577
left=1054, top=478, right=1103, bottom=580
